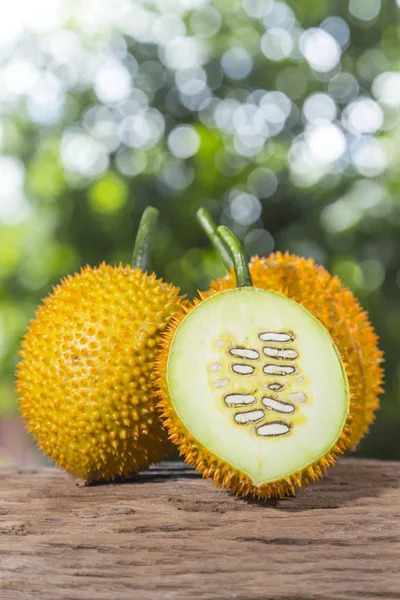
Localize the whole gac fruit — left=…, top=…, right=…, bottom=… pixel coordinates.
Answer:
left=16, top=207, right=184, bottom=482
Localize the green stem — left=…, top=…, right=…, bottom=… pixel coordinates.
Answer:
left=131, top=206, right=159, bottom=272
left=196, top=208, right=232, bottom=270
left=217, top=226, right=252, bottom=288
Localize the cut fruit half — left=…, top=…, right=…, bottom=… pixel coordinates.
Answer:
left=157, top=224, right=351, bottom=498
left=165, top=287, right=349, bottom=487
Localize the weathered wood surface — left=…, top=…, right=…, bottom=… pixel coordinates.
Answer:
left=0, top=459, right=399, bottom=600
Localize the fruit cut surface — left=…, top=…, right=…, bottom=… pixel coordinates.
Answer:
left=166, top=288, right=349, bottom=487
left=209, top=253, right=383, bottom=449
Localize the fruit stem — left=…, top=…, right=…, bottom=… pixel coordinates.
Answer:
left=132, top=206, right=159, bottom=272
left=217, top=226, right=252, bottom=288
left=196, top=208, right=233, bottom=270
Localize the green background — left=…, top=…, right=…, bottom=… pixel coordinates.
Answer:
left=0, top=0, right=399, bottom=463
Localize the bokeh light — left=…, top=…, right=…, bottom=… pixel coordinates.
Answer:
left=168, top=125, right=200, bottom=158
left=349, top=0, right=381, bottom=22
left=300, top=28, right=341, bottom=73
left=0, top=0, right=399, bottom=464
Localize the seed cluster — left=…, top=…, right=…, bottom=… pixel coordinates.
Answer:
left=17, top=262, right=183, bottom=481
left=209, top=333, right=304, bottom=438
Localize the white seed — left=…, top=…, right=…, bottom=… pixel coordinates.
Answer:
left=258, top=332, right=293, bottom=343
left=224, top=394, right=256, bottom=407
left=209, top=362, right=222, bottom=372
left=267, top=383, right=284, bottom=391
left=232, top=364, right=255, bottom=375
left=215, top=340, right=225, bottom=347
left=296, top=376, right=304, bottom=383
left=263, top=364, right=296, bottom=376
left=256, top=422, right=290, bottom=437
left=262, top=397, right=295, bottom=414
left=213, top=378, right=229, bottom=388
left=230, top=348, right=260, bottom=360
left=288, top=392, right=308, bottom=403
left=262, top=347, right=298, bottom=360
left=234, top=410, right=264, bottom=424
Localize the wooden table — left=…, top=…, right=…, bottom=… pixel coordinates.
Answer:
left=0, top=460, right=399, bottom=599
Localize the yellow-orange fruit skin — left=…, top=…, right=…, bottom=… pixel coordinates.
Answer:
left=156, top=253, right=383, bottom=499
left=16, top=262, right=184, bottom=482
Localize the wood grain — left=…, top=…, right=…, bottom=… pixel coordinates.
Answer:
left=0, top=459, right=399, bottom=600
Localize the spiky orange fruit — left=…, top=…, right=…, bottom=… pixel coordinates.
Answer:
left=17, top=262, right=184, bottom=481
left=156, top=250, right=383, bottom=500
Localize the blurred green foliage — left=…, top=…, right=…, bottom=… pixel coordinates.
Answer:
left=0, top=0, right=399, bottom=459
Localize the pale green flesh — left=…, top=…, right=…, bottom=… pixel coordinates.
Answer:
left=167, top=288, right=350, bottom=486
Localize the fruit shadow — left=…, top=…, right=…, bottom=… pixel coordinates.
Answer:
left=80, top=458, right=396, bottom=513
left=80, top=461, right=201, bottom=487
left=240, top=457, right=394, bottom=511
left=129, top=464, right=202, bottom=485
